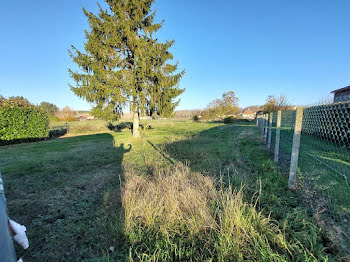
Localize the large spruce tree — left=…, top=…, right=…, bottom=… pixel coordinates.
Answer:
left=69, top=0, right=184, bottom=137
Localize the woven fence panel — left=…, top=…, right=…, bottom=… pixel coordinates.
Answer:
left=302, top=102, right=350, bottom=147
left=257, top=105, right=350, bottom=227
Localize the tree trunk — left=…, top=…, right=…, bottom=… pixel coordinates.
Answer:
left=132, top=106, right=140, bottom=138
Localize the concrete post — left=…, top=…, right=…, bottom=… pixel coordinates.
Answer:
left=274, top=110, right=281, bottom=163
left=288, top=107, right=304, bottom=190
left=264, top=114, right=269, bottom=143
left=267, top=112, right=273, bottom=149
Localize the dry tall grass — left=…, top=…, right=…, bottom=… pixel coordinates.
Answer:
left=122, top=163, right=316, bottom=261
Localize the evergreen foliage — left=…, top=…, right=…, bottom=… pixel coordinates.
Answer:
left=69, top=0, right=184, bottom=136
left=0, top=101, right=49, bottom=144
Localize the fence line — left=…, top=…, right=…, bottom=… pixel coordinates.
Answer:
left=257, top=103, right=350, bottom=187
left=257, top=103, right=350, bottom=252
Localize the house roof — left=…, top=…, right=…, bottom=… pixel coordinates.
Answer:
left=77, top=113, right=91, bottom=118
left=284, top=106, right=297, bottom=110
left=242, top=106, right=261, bottom=115
left=331, top=86, right=350, bottom=94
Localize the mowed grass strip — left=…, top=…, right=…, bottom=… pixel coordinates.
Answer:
left=0, top=120, right=335, bottom=261
left=1, top=133, right=127, bottom=261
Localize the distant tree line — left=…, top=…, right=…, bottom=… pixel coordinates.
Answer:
left=0, top=92, right=293, bottom=125
left=200, top=91, right=240, bottom=120
left=173, top=93, right=293, bottom=122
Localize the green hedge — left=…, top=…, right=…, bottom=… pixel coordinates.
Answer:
left=223, top=116, right=254, bottom=124
left=0, top=102, right=49, bottom=144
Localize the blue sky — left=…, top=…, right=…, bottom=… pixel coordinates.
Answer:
left=1, top=0, right=350, bottom=110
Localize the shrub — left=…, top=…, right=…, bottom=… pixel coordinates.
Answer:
left=223, top=116, right=236, bottom=123
left=108, top=122, right=152, bottom=132
left=49, top=128, right=67, bottom=138
left=49, top=123, right=69, bottom=138
left=223, top=116, right=254, bottom=124
left=193, top=115, right=199, bottom=121
left=122, top=163, right=317, bottom=261
left=0, top=101, right=49, bottom=144
left=115, top=122, right=133, bottom=131
left=54, top=106, right=78, bottom=122
left=7, top=96, right=32, bottom=107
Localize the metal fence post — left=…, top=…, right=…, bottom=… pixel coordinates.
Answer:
left=288, top=107, right=304, bottom=189
left=274, top=110, right=281, bottom=163
left=267, top=112, right=273, bottom=149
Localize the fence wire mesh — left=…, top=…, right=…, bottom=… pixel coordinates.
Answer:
left=301, top=104, right=350, bottom=183
left=299, top=104, right=350, bottom=226
left=257, top=102, right=350, bottom=228
left=277, top=110, right=296, bottom=170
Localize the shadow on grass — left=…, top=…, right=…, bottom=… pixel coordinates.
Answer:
left=0, top=133, right=130, bottom=261
left=147, top=140, right=174, bottom=165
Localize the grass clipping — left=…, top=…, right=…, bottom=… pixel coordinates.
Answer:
left=122, top=164, right=311, bottom=261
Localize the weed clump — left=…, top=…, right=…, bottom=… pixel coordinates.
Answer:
left=122, top=163, right=317, bottom=261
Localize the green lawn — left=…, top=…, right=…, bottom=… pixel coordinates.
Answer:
left=0, top=120, right=338, bottom=261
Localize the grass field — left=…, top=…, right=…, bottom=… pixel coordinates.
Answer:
left=0, top=120, right=339, bottom=261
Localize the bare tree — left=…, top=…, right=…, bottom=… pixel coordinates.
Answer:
left=262, top=94, right=290, bottom=112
